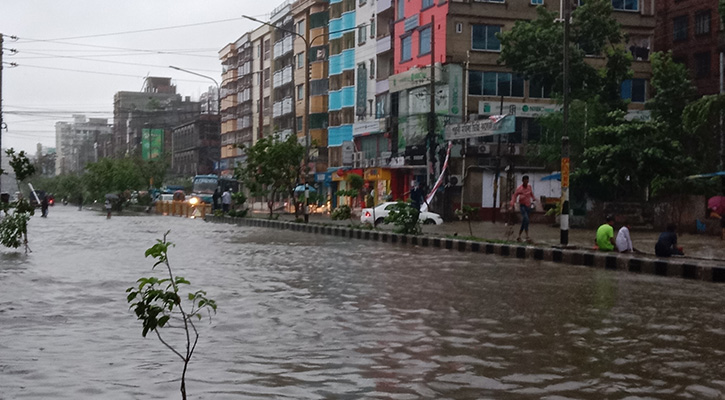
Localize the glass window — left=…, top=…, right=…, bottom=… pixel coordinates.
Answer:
left=695, top=10, right=711, bottom=35
left=529, top=78, right=551, bottom=98
left=483, top=72, right=497, bottom=95
left=497, top=73, right=512, bottom=96
left=296, top=20, right=306, bottom=35
left=695, top=51, right=711, bottom=78
left=401, top=35, right=412, bottom=61
left=468, top=71, right=483, bottom=96
left=620, top=79, right=646, bottom=103
left=512, top=74, right=524, bottom=97
left=612, top=0, right=638, bottom=11
left=531, top=0, right=543, bottom=4
left=419, top=27, right=432, bottom=55
left=397, top=0, right=405, bottom=19
left=673, top=16, right=688, bottom=41
left=296, top=53, right=304, bottom=69
left=472, top=25, right=501, bottom=51
left=358, top=26, right=366, bottom=45
left=422, top=0, right=434, bottom=8
left=297, top=84, right=304, bottom=100
left=297, top=116, right=303, bottom=131
left=468, top=71, right=524, bottom=97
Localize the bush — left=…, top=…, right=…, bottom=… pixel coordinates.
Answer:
left=228, top=209, right=248, bottom=218
left=384, top=201, right=421, bottom=235
left=330, top=205, right=352, bottom=220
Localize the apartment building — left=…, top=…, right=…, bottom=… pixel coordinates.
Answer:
left=270, top=2, right=297, bottom=142
left=170, top=113, right=221, bottom=177
left=55, top=114, right=111, bottom=175
left=655, top=0, right=721, bottom=96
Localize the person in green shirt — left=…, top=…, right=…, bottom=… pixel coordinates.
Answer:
left=595, top=215, right=616, bottom=251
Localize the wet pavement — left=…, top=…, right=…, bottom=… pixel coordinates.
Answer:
left=2, top=206, right=725, bottom=399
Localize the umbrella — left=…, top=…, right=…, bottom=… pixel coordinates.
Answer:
left=708, top=196, right=725, bottom=214
left=294, top=184, right=316, bottom=193
left=105, top=193, right=119, bottom=200
left=540, top=172, right=561, bottom=181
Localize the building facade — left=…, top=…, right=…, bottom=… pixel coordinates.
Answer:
left=171, top=114, right=221, bottom=177
left=655, top=0, right=721, bottom=96
left=55, top=114, right=112, bottom=175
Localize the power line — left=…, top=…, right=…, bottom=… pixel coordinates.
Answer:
left=15, top=50, right=219, bottom=73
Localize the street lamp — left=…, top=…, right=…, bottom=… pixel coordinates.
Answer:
left=169, top=65, right=220, bottom=115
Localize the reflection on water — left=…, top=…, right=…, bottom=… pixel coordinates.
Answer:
left=1, top=207, right=725, bottom=399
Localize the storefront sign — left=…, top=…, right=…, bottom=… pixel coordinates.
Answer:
left=444, top=115, right=516, bottom=141
left=341, top=141, right=354, bottom=165
left=478, top=101, right=559, bottom=118
left=364, top=168, right=391, bottom=181
left=389, top=64, right=444, bottom=92
left=353, top=120, right=383, bottom=136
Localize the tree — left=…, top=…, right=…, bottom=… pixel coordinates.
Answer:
left=498, top=0, right=632, bottom=110
left=576, top=113, right=692, bottom=201
left=647, top=51, right=698, bottom=139
left=682, top=95, right=725, bottom=174
left=0, top=149, right=37, bottom=253
left=126, top=232, right=217, bottom=400
left=235, top=135, right=305, bottom=218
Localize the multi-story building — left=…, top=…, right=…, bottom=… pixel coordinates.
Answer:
left=655, top=0, right=721, bottom=96
left=271, top=1, right=297, bottom=141
left=252, top=25, right=273, bottom=145
left=170, top=114, right=221, bottom=177
left=55, top=114, right=112, bottom=175
left=199, top=87, right=220, bottom=115
left=35, top=144, right=56, bottom=178
left=385, top=0, right=656, bottom=219
left=113, top=77, right=200, bottom=159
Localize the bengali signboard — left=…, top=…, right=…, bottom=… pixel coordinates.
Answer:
left=444, top=115, right=516, bottom=141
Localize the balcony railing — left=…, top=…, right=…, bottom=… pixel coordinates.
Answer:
left=329, top=18, right=343, bottom=40
left=341, top=49, right=355, bottom=71
left=341, top=86, right=355, bottom=108
left=376, top=35, right=391, bottom=54
left=377, top=0, right=392, bottom=13
left=273, top=36, right=294, bottom=59
left=272, top=97, right=293, bottom=118
left=341, top=11, right=356, bottom=31
left=273, top=65, right=293, bottom=87
left=329, top=54, right=342, bottom=75
left=329, top=90, right=342, bottom=111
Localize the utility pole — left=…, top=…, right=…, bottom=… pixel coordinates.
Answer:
left=427, top=15, right=436, bottom=191
left=0, top=33, right=4, bottom=195
left=560, top=0, right=571, bottom=246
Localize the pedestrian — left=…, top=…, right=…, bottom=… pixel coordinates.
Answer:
left=655, top=223, right=685, bottom=257
left=41, top=195, right=49, bottom=218
left=615, top=219, right=638, bottom=253
left=221, top=188, right=232, bottom=213
left=408, top=180, right=426, bottom=211
left=595, top=214, right=616, bottom=251
left=510, top=175, right=536, bottom=242
left=212, top=187, right=221, bottom=212
left=105, top=198, right=112, bottom=219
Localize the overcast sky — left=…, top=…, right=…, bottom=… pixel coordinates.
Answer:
left=1, top=0, right=275, bottom=154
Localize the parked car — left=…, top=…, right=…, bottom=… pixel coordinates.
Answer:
left=360, top=201, right=444, bottom=226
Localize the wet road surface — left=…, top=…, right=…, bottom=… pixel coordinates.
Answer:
left=1, top=206, right=725, bottom=399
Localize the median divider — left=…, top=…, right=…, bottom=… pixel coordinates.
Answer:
left=205, top=215, right=725, bottom=284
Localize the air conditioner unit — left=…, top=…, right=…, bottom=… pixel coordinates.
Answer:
left=449, top=174, right=463, bottom=186
left=478, top=144, right=490, bottom=154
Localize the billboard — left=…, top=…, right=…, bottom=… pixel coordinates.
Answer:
left=142, top=128, right=164, bottom=160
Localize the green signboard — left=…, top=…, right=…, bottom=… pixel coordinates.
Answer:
left=142, top=128, right=164, bottom=160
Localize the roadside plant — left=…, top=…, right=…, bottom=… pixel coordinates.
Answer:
left=0, top=149, right=36, bottom=253
left=126, top=232, right=217, bottom=400
left=330, top=204, right=352, bottom=221
left=455, top=205, right=478, bottom=236
left=384, top=201, right=421, bottom=235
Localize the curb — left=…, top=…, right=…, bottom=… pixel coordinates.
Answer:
left=205, top=216, right=725, bottom=284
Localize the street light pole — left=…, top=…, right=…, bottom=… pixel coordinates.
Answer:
left=169, top=65, right=220, bottom=115
left=560, top=0, right=571, bottom=246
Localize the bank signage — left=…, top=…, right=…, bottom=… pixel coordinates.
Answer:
left=353, top=120, right=383, bottom=136
left=478, top=101, right=559, bottom=118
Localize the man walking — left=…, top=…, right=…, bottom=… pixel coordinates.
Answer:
left=221, top=189, right=232, bottom=214
left=510, top=175, right=536, bottom=242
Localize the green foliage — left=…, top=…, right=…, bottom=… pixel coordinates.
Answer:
left=498, top=0, right=630, bottom=108
left=576, top=113, right=692, bottom=201
left=235, top=135, right=305, bottom=217
left=1, top=149, right=36, bottom=253
left=330, top=205, right=352, bottom=220
left=82, top=156, right=167, bottom=202
left=682, top=94, right=725, bottom=173
left=7, top=149, right=36, bottom=182
left=455, top=205, right=478, bottom=236
left=0, top=211, right=31, bottom=249
left=647, top=51, right=698, bottom=136
left=384, top=201, right=421, bottom=235
left=126, top=232, right=217, bottom=400
left=227, top=209, right=248, bottom=218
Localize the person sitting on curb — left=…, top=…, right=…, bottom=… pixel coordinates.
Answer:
left=595, top=214, right=616, bottom=251
left=655, top=223, right=685, bottom=257
left=615, top=219, right=639, bottom=253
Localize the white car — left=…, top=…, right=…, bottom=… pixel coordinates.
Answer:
left=360, top=202, right=444, bottom=226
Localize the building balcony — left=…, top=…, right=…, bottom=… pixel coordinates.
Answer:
left=273, top=65, right=293, bottom=87
left=376, top=79, right=389, bottom=95
left=272, top=97, right=293, bottom=118
left=341, top=49, right=355, bottom=71
left=341, top=86, right=355, bottom=108
left=329, top=54, right=342, bottom=75
left=329, top=90, right=342, bottom=111
left=376, top=35, right=391, bottom=54
left=273, top=36, right=294, bottom=59
left=377, top=0, right=392, bottom=13
left=341, top=11, right=356, bottom=32
left=328, top=124, right=353, bottom=147
left=329, top=18, right=343, bottom=40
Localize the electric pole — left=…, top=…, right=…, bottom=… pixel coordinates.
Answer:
left=560, top=0, right=571, bottom=246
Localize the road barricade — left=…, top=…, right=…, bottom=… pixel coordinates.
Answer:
left=155, top=200, right=210, bottom=218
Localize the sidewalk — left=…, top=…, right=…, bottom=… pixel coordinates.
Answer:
left=250, top=208, right=725, bottom=262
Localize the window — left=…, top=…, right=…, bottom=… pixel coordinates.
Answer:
left=472, top=25, right=501, bottom=51
left=695, top=10, right=711, bottom=35
left=419, top=26, right=432, bottom=55
left=297, top=84, right=304, bottom=100
left=397, top=0, right=405, bottom=19
left=263, top=96, right=270, bottom=113
left=422, top=0, right=434, bottom=9
left=531, top=0, right=543, bottom=4
left=263, top=68, right=270, bottom=87
left=468, top=71, right=524, bottom=97
left=529, top=78, right=552, bottom=98
left=370, top=19, right=376, bottom=39
left=257, top=44, right=262, bottom=58
left=401, top=35, right=412, bottom=61
left=369, top=59, right=376, bottom=79
left=296, top=20, right=305, bottom=36
left=296, top=53, right=304, bottom=69
left=673, top=16, right=688, bottom=41
left=297, top=116, right=303, bottom=131
left=359, top=0, right=366, bottom=5
left=264, top=39, right=271, bottom=60
left=695, top=51, right=711, bottom=78
left=611, top=0, right=638, bottom=11
left=358, top=26, right=367, bottom=45
left=620, top=79, right=646, bottom=103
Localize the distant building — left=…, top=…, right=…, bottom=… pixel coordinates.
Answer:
left=55, top=115, right=111, bottom=175
left=655, top=0, right=721, bottom=96
left=171, top=114, right=221, bottom=177
left=35, top=143, right=56, bottom=178
left=112, top=77, right=201, bottom=158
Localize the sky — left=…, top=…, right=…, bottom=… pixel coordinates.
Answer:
left=0, top=0, right=276, bottom=154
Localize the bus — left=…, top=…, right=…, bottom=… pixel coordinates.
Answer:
left=190, top=175, right=240, bottom=204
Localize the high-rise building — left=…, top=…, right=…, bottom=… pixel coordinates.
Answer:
left=55, top=114, right=111, bottom=175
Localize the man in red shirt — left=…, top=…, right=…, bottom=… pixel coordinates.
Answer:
left=510, top=175, right=536, bottom=242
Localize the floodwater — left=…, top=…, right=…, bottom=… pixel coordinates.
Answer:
left=1, top=206, right=725, bottom=399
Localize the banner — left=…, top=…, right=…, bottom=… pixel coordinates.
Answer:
left=421, top=141, right=453, bottom=213
left=444, top=115, right=515, bottom=141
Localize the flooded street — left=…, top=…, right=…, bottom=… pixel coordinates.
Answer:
left=2, top=206, right=725, bottom=399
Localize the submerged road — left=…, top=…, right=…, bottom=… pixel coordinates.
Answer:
left=1, top=206, right=724, bottom=399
